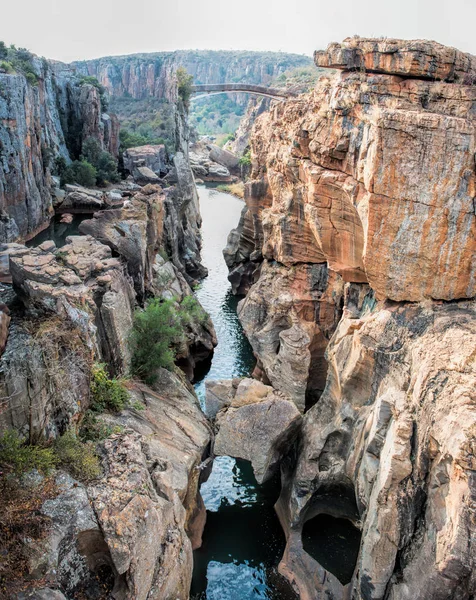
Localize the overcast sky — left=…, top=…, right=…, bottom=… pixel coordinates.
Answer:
left=2, top=0, right=476, bottom=62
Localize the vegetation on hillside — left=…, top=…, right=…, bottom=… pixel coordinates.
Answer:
left=0, top=43, right=39, bottom=85
left=111, top=96, right=176, bottom=152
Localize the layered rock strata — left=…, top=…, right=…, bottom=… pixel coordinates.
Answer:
left=227, top=38, right=476, bottom=600
left=0, top=59, right=119, bottom=242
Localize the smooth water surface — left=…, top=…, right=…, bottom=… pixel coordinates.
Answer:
left=191, top=186, right=296, bottom=600
left=26, top=214, right=89, bottom=248
left=193, top=186, right=255, bottom=401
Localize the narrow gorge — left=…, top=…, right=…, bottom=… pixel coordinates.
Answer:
left=0, top=34, right=474, bottom=600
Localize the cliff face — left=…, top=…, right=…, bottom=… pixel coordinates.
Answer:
left=0, top=58, right=119, bottom=243
left=226, top=37, right=476, bottom=600
left=73, top=50, right=313, bottom=101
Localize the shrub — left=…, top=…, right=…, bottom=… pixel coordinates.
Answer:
left=81, top=137, right=119, bottom=185
left=79, top=410, right=122, bottom=443
left=0, top=430, right=57, bottom=476
left=239, top=150, right=252, bottom=167
left=90, top=363, right=128, bottom=413
left=60, top=159, right=97, bottom=187
left=129, top=299, right=183, bottom=384
left=0, top=60, right=13, bottom=74
left=176, top=67, right=194, bottom=107
left=54, top=430, right=101, bottom=481
left=179, top=295, right=208, bottom=327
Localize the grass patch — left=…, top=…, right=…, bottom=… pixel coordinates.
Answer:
left=90, top=363, right=129, bottom=413
left=217, top=182, right=244, bottom=198
left=54, top=431, right=101, bottom=481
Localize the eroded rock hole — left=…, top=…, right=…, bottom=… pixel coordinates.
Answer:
left=302, top=514, right=361, bottom=585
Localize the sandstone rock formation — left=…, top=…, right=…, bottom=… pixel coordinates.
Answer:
left=238, top=261, right=345, bottom=411
left=226, top=37, right=476, bottom=413
left=213, top=378, right=302, bottom=483
left=228, top=37, right=476, bottom=600
left=0, top=59, right=118, bottom=243
left=13, top=370, right=212, bottom=600
left=278, top=295, right=476, bottom=600
left=229, top=40, right=476, bottom=304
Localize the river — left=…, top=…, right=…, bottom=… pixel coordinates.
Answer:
left=191, top=186, right=297, bottom=600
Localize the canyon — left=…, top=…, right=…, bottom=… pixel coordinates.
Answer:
left=0, top=35, right=474, bottom=600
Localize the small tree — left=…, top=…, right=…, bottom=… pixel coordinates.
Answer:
left=176, top=67, right=194, bottom=108
left=60, top=159, right=97, bottom=187
left=0, top=42, right=7, bottom=60
left=81, top=137, right=119, bottom=186
left=129, top=299, right=183, bottom=384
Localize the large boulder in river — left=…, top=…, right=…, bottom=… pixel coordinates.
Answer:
left=214, top=378, right=302, bottom=483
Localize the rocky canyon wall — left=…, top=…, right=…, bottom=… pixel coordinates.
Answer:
left=73, top=50, right=313, bottom=102
left=0, top=58, right=119, bottom=242
left=225, top=37, right=476, bottom=600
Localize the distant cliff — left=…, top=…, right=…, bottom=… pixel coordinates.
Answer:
left=73, top=50, right=313, bottom=100
left=72, top=50, right=314, bottom=144
left=0, top=53, right=118, bottom=242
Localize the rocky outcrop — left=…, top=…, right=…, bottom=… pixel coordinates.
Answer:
left=235, top=43, right=476, bottom=303
left=14, top=370, right=212, bottom=600
left=229, top=38, right=476, bottom=600
left=213, top=378, right=302, bottom=483
left=278, top=295, right=476, bottom=600
left=238, top=261, right=345, bottom=411
left=0, top=59, right=118, bottom=243
left=315, top=37, right=476, bottom=82
left=226, top=37, right=476, bottom=411
left=0, top=236, right=134, bottom=440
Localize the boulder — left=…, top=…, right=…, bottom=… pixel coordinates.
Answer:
left=60, top=185, right=105, bottom=210
left=123, top=144, right=167, bottom=177
left=208, top=144, right=240, bottom=171
left=214, top=378, right=302, bottom=483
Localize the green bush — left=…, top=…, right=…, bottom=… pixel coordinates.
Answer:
left=0, top=430, right=57, bottom=476
left=54, top=430, right=101, bottom=481
left=81, top=137, right=119, bottom=185
left=90, top=363, right=128, bottom=413
left=176, top=67, right=194, bottom=107
left=60, top=159, right=97, bottom=187
left=239, top=150, right=252, bottom=167
left=79, top=410, right=122, bottom=443
left=129, top=299, right=183, bottom=384
left=179, top=295, right=208, bottom=326
left=0, top=60, right=13, bottom=74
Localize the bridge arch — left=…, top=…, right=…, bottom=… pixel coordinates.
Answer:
left=190, top=83, right=294, bottom=101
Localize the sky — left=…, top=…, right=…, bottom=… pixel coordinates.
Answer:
left=2, top=0, right=476, bottom=62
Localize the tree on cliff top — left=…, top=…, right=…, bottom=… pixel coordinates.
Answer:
left=176, top=67, right=194, bottom=108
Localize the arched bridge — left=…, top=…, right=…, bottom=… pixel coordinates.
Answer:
left=190, top=83, right=295, bottom=101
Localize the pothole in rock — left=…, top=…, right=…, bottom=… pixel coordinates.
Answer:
left=301, top=513, right=361, bottom=585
